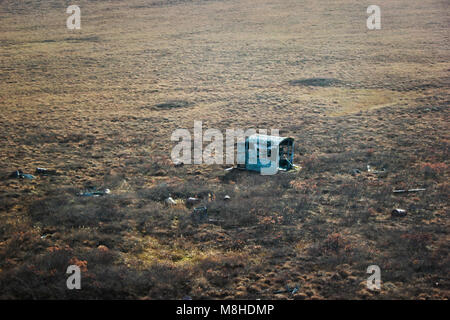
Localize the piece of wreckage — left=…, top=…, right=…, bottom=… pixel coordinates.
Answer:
left=232, top=134, right=297, bottom=174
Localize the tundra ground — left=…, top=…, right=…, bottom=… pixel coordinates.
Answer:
left=0, top=0, right=448, bottom=299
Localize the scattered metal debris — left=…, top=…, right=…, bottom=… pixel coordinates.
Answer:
left=192, top=206, right=208, bottom=222
left=186, top=197, right=200, bottom=205
left=186, top=197, right=201, bottom=208
left=78, top=188, right=111, bottom=197
left=391, top=208, right=407, bottom=217
left=393, top=188, right=426, bottom=194
left=9, top=170, right=35, bottom=180
left=165, top=197, right=176, bottom=205
left=367, top=165, right=386, bottom=174
left=291, top=286, right=299, bottom=295
left=224, top=195, right=231, bottom=201
left=174, top=162, right=184, bottom=168
left=274, top=284, right=300, bottom=295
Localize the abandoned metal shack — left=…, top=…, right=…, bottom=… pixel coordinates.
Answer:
left=237, top=134, right=294, bottom=173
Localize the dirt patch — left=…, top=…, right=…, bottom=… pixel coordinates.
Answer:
left=289, top=78, right=346, bottom=87
left=151, top=100, right=192, bottom=110
left=63, top=36, right=101, bottom=43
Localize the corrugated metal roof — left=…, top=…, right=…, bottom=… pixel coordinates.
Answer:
left=246, top=134, right=293, bottom=146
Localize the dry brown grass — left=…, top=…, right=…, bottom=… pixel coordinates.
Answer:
left=0, top=0, right=448, bottom=299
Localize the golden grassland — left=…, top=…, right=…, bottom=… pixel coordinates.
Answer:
left=0, top=0, right=448, bottom=299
